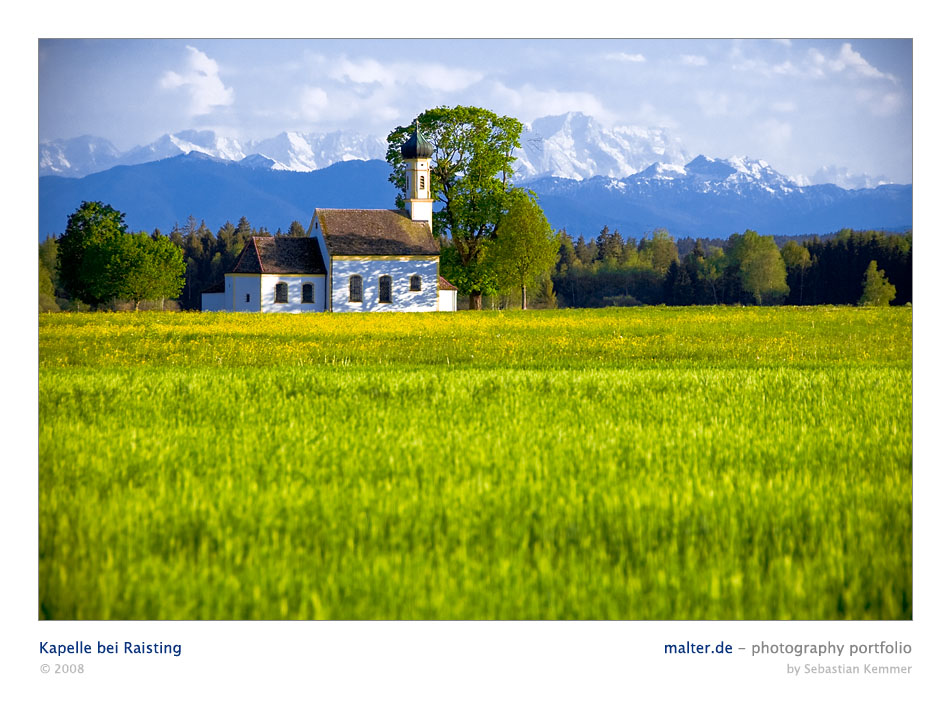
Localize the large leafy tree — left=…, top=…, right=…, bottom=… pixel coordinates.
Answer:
left=108, top=232, right=186, bottom=310
left=727, top=229, right=789, bottom=305
left=386, top=106, right=523, bottom=309
left=489, top=190, right=560, bottom=309
left=57, top=201, right=128, bottom=305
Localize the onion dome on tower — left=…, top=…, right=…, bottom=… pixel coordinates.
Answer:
left=400, top=122, right=434, bottom=159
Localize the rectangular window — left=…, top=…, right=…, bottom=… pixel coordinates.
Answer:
left=409, top=275, right=422, bottom=292
left=245, top=293, right=250, bottom=303
left=379, top=275, right=392, bottom=303
left=275, top=282, right=288, bottom=303
left=302, top=283, right=314, bottom=304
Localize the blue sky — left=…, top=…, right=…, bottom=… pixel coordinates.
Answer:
left=39, top=38, right=912, bottom=185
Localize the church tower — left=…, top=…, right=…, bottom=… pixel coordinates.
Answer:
left=400, top=122, right=435, bottom=233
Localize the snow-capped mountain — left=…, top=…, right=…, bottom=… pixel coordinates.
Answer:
left=117, top=130, right=246, bottom=167
left=38, top=130, right=388, bottom=178
left=38, top=113, right=900, bottom=199
left=246, top=131, right=388, bottom=172
left=38, top=136, right=122, bottom=177
left=513, top=112, right=690, bottom=182
left=639, top=155, right=801, bottom=193
left=525, top=153, right=911, bottom=237
left=38, top=152, right=911, bottom=240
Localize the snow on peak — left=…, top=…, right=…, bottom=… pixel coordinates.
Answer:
left=513, top=113, right=689, bottom=182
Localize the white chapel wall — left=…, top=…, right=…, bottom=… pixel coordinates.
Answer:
left=227, top=275, right=263, bottom=312
left=201, top=292, right=226, bottom=311
left=331, top=258, right=438, bottom=312
left=260, top=274, right=327, bottom=313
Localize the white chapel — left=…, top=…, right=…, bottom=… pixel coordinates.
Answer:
left=201, top=124, right=457, bottom=313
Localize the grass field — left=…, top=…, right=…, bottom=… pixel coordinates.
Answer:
left=38, top=307, right=912, bottom=619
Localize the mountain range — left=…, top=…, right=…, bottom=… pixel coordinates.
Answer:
left=38, top=113, right=705, bottom=183
left=38, top=112, right=910, bottom=240
left=38, top=151, right=911, bottom=241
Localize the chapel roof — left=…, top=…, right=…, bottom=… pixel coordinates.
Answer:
left=314, top=209, right=439, bottom=257
left=438, top=275, right=458, bottom=291
left=230, top=237, right=328, bottom=275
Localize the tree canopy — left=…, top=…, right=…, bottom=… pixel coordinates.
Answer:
left=56, top=202, right=185, bottom=309
left=386, top=106, right=523, bottom=309
left=57, top=201, right=128, bottom=305
left=489, top=190, right=560, bottom=309
left=727, top=230, right=789, bottom=305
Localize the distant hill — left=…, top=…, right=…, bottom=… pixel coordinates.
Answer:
left=527, top=155, right=912, bottom=238
left=39, top=154, right=397, bottom=237
left=38, top=153, right=911, bottom=240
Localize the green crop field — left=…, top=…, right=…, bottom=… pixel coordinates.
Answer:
left=38, top=307, right=911, bottom=620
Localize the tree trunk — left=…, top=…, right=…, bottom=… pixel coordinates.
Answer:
left=521, top=284, right=527, bottom=310
left=134, top=300, right=140, bottom=312
left=469, top=292, right=483, bottom=310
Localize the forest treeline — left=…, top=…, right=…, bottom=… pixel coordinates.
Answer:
left=40, top=210, right=911, bottom=311
left=550, top=226, right=911, bottom=308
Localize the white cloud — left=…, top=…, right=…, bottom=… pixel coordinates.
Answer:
left=809, top=43, right=898, bottom=83
left=695, top=90, right=732, bottom=117
left=812, top=164, right=892, bottom=189
left=753, top=118, right=792, bottom=153
left=325, top=55, right=482, bottom=92
left=681, top=54, right=708, bottom=67
left=856, top=88, right=904, bottom=117
left=770, top=100, right=796, bottom=113
left=830, top=43, right=898, bottom=83
left=770, top=61, right=799, bottom=76
left=605, top=52, right=646, bottom=63
left=160, top=46, right=234, bottom=116
left=487, top=81, right=614, bottom=125
left=299, top=87, right=329, bottom=120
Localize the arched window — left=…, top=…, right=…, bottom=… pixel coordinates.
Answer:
left=379, top=275, right=392, bottom=303
left=409, top=274, right=422, bottom=292
left=275, top=282, right=288, bottom=303
left=349, top=275, right=363, bottom=302
left=302, top=283, right=314, bottom=304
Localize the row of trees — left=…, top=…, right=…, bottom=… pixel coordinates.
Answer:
left=40, top=204, right=310, bottom=311
left=42, top=202, right=186, bottom=312
left=551, top=226, right=910, bottom=308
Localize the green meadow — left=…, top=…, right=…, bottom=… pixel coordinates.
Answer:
left=39, top=307, right=911, bottom=619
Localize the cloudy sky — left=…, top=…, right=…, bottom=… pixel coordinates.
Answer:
left=38, top=38, right=911, bottom=185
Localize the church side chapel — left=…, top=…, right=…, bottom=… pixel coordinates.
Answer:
left=201, top=124, right=457, bottom=313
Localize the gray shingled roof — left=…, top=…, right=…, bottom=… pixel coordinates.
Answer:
left=315, top=209, right=439, bottom=257
left=230, top=237, right=327, bottom=275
